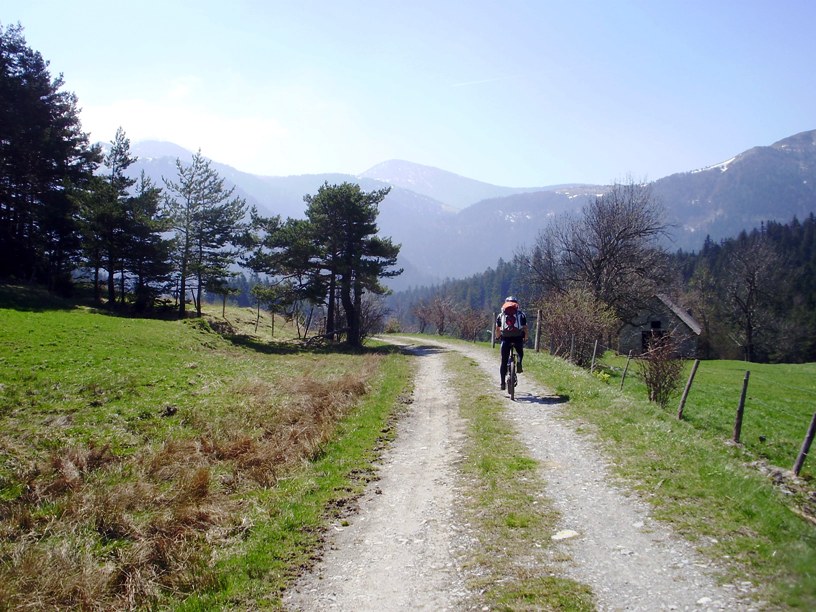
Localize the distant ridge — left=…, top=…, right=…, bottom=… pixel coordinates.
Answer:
left=359, top=159, right=544, bottom=209
left=130, top=140, right=195, bottom=161
left=121, top=130, right=816, bottom=288
left=652, top=128, right=816, bottom=247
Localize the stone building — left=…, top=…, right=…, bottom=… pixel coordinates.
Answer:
left=618, top=294, right=702, bottom=357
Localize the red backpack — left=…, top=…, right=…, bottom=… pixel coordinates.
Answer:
left=500, top=303, right=524, bottom=337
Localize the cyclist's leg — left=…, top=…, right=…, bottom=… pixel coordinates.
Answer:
left=515, top=337, right=525, bottom=372
left=500, top=339, right=510, bottom=382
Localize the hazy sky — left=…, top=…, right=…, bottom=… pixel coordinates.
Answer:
left=8, top=0, right=816, bottom=187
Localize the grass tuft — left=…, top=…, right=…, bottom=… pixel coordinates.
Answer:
left=447, top=351, right=595, bottom=610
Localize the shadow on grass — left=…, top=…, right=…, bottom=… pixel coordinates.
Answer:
left=1, top=281, right=185, bottom=319
left=0, top=282, right=83, bottom=312
left=226, top=334, right=408, bottom=357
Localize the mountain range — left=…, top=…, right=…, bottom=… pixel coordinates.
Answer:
left=125, top=129, right=816, bottom=290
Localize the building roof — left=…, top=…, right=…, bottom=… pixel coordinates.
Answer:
left=656, top=294, right=702, bottom=335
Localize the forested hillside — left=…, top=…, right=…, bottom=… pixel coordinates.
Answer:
left=675, top=214, right=816, bottom=362
left=390, top=214, right=816, bottom=363
left=654, top=130, right=816, bottom=249
left=386, top=258, right=529, bottom=333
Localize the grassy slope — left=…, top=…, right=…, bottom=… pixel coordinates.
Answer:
left=0, top=287, right=412, bottom=609
left=608, top=354, right=816, bottom=475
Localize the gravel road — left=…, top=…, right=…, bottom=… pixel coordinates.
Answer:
left=283, top=337, right=758, bottom=611
left=283, top=343, right=472, bottom=610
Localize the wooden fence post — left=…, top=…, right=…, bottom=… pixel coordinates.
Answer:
left=569, top=334, right=575, bottom=363
left=733, top=371, right=750, bottom=444
left=491, top=312, right=496, bottom=348
left=535, top=309, right=541, bottom=352
left=676, top=359, right=700, bottom=420
left=793, top=412, right=816, bottom=476
left=590, top=339, right=599, bottom=373
left=620, top=350, right=633, bottom=390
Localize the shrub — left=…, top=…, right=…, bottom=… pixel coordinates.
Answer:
left=538, top=288, right=617, bottom=367
left=637, top=332, right=684, bottom=408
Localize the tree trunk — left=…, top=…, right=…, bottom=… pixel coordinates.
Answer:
left=326, top=272, right=336, bottom=341
left=195, top=269, right=203, bottom=317
left=93, top=265, right=100, bottom=303
left=745, top=322, right=754, bottom=362
left=178, top=262, right=187, bottom=317
left=341, top=276, right=360, bottom=347
left=106, top=253, right=115, bottom=306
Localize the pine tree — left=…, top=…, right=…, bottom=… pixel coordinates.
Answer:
left=303, top=182, right=401, bottom=347
left=125, top=172, right=174, bottom=311
left=102, top=127, right=137, bottom=305
left=0, top=23, right=100, bottom=289
left=163, top=151, right=247, bottom=316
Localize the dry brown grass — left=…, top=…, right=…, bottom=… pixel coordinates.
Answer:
left=0, top=356, right=379, bottom=610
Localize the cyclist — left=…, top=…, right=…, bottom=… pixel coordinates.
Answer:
left=495, top=296, right=528, bottom=390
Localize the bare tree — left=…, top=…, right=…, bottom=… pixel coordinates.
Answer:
left=453, top=307, right=488, bottom=341
left=411, top=298, right=431, bottom=333
left=684, top=259, right=720, bottom=358
left=359, top=295, right=390, bottom=342
left=521, top=180, right=672, bottom=324
left=720, top=233, right=784, bottom=362
left=429, top=295, right=453, bottom=336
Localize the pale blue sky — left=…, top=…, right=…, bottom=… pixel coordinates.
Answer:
left=8, top=0, right=816, bottom=186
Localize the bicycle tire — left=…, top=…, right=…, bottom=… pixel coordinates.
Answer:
left=508, top=358, right=516, bottom=401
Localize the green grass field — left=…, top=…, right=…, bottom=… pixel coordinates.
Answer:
left=0, top=285, right=412, bottom=609
left=601, top=352, right=816, bottom=479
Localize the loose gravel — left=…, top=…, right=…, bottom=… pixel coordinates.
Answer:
left=283, top=337, right=759, bottom=611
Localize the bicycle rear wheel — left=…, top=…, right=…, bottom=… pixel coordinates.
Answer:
left=508, top=358, right=516, bottom=401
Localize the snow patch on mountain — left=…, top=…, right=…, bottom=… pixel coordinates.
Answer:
left=691, top=156, right=736, bottom=174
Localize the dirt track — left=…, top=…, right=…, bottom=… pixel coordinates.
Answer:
left=283, top=337, right=757, bottom=611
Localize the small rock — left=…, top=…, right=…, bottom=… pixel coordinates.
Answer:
left=551, top=529, right=579, bottom=541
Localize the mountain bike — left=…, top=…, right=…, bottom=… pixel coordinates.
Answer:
left=506, top=344, right=518, bottom=401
